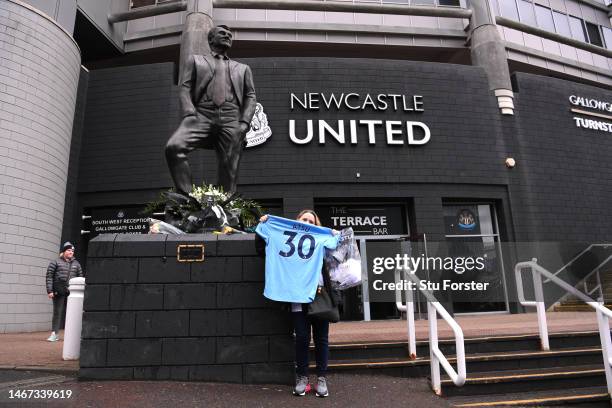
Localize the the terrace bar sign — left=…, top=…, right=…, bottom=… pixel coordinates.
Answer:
left=289, top=92, right=431, bottom=146
left=316, top=205, right=406, bottom=235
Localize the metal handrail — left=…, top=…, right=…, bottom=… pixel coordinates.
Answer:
left=515, top=259, right=612, bottom=396
left=212, top=0, right=473, bottom=19
left=556, top=263, right=606, bottom=306
left=396, top=268, right=466, bottom=394
left=108, top=0, right=188, bottom=24
left=543, top=244, right=612, bottom=283
left=395, top=267, right=417, bottom=359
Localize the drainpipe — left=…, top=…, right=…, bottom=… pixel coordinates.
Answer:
left=467, top=0, right=514, bottom=115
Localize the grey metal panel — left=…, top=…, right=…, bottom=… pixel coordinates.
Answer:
left=236, top=8, right=266, bottom=21
left=57, top=0, right=77, bottom=34
left=549, top=0, right=567, bottom=12
left=297, top=31, right=326, bottom=41
left=212, top=0, right=473, bottom=18
left=506, top=41, right=612, bottom=78
left=500, top=26, right=526, bottom=45
left=235, top=30, right=266, bottom=40
left=595, top=10, right=610, bottom=26
left=593, top=53, right=608, bottom=69
left=356, top=32, right=386, bottom=44
left=383, top=14, right=411, bottom=26
left=267, top=31, right=298, bottom=41
left=542, top=38, right=562, bottom=55
left=154, top=11, right=183, bottom=26
left=77, top=0, right=127, bottom=52
left=438, top=16, right=464, bottom=29
left=329, top=32, right=358, bottom=43
left=296, top=10, right=321, bottom=23
left=326, top=11, right=354, bottom=24
left=565, top=1, right=583, bottom=16
left=267, top=9, right=296, bottom=22
left=579, top=2, right=598, bottom=22
left=21, top=0, right=57, bottom=17
left=212, top=8, right=237, bottom=20
left=497, top=15, right=612, bottom=57
left=127, top=15, right=155, bottom=32
left=123, top=20, right=467, bottom=43
left=386, top=35, right=414, bottom=46
left=559, top=42, right=579, bottom=59
left=355, top=12, right=383, bottom=25
left=411, top=15, right=438, bottom=27
left=523, top=32, right=544, bottom=50
left=19, top=0, right=77, bottom=34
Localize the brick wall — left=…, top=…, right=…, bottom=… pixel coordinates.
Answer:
left=509, top=72, right=612, bottom=242
left=80, top=233, right=294, bottom=383
left=0, top=0, right=81, bottom=332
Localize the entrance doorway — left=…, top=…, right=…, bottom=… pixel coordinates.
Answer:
left=443, top=203, right=509, bottom=313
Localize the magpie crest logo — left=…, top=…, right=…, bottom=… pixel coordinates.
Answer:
left=245, top=103, right=272, bottom=148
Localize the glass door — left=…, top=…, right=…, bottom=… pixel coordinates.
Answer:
left=443, top=204, right=509, bottom=313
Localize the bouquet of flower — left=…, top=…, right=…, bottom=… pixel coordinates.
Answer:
left=143, top=183, right=264, bottom=233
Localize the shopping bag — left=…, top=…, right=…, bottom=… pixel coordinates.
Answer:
left=325, top=228, right=362, bottom=290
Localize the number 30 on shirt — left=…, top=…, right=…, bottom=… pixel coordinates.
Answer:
left=278, top=231, right=315, bottom=260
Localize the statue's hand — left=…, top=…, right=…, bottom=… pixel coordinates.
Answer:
left=239, top=122, right=249, bottom=134
left=182, top=115, right=197, bottom=125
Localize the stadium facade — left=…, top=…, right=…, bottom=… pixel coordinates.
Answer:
left=0, top=0, right=611, bottom=331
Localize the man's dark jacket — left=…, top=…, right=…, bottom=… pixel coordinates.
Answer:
left=46, top=257, right=84, bottom=294
left=179, top=54, right=257, bottom=124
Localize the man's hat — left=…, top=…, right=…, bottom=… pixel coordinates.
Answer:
left=61, top=242, right=74, bottom=252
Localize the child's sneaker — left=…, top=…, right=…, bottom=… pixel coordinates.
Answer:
left=315, top=376, right=329, bottom=397
left=46, top=332, right=59, bottom=342
left=293, top=375, right=310, bottom=396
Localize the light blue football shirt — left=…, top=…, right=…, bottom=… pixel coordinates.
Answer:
left=256, top=215, right=340, bottom=303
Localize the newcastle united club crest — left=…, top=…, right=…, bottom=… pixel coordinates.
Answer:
left=457, top=209, right=476, bottom=231
left=245, top=103, right=272, bottom=148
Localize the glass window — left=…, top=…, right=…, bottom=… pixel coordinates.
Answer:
left=534, top=5, right=554, bottom=31
left=438, top=0, right=461, bottom=6
left=131, top=0, right=155, bottom=8
left=131, top=0, right=173, bottom=7
left=553, top=11, right=571, bottom=37
left=412, top=0, right=435, bottom=4
left=500, top=0, right=519, bottom=21
left=586, top=22, right=604, bottom=47
left=518, top=0, right=537, bottom=26
left=569, top=16, right=587, bottom=42
left=603, top=26, right=612, bottom=50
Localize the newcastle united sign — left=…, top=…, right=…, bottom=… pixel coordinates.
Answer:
left=289, top=92, right=431, bottom=146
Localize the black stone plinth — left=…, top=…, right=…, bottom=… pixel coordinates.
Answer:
left=80, top=233, right=294, bottom=383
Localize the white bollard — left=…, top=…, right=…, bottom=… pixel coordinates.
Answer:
left=62, top=277, right=86, bottom=360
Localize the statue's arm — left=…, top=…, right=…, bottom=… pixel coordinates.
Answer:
left=179, top=55, right=197, bottom=118
left=240, top=65, right=257, bottom=126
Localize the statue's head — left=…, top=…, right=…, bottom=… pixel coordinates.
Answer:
left=208, top=25, right=233, bottom=52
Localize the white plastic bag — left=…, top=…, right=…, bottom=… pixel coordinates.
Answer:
left=325, top=228, right=362, bottom=290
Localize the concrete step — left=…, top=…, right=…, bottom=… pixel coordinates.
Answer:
left=321, top=347, right=603, bottom=378
left=440, top=365, right=605, bottom=397
left=448, top=386, right=610, bottom=407
left=321, top=331, right=603, bottom=361
left=554, top=304, right=612, bottom=312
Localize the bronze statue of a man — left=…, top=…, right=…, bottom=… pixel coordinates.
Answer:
left=166, top=25, right=256, bottom=195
